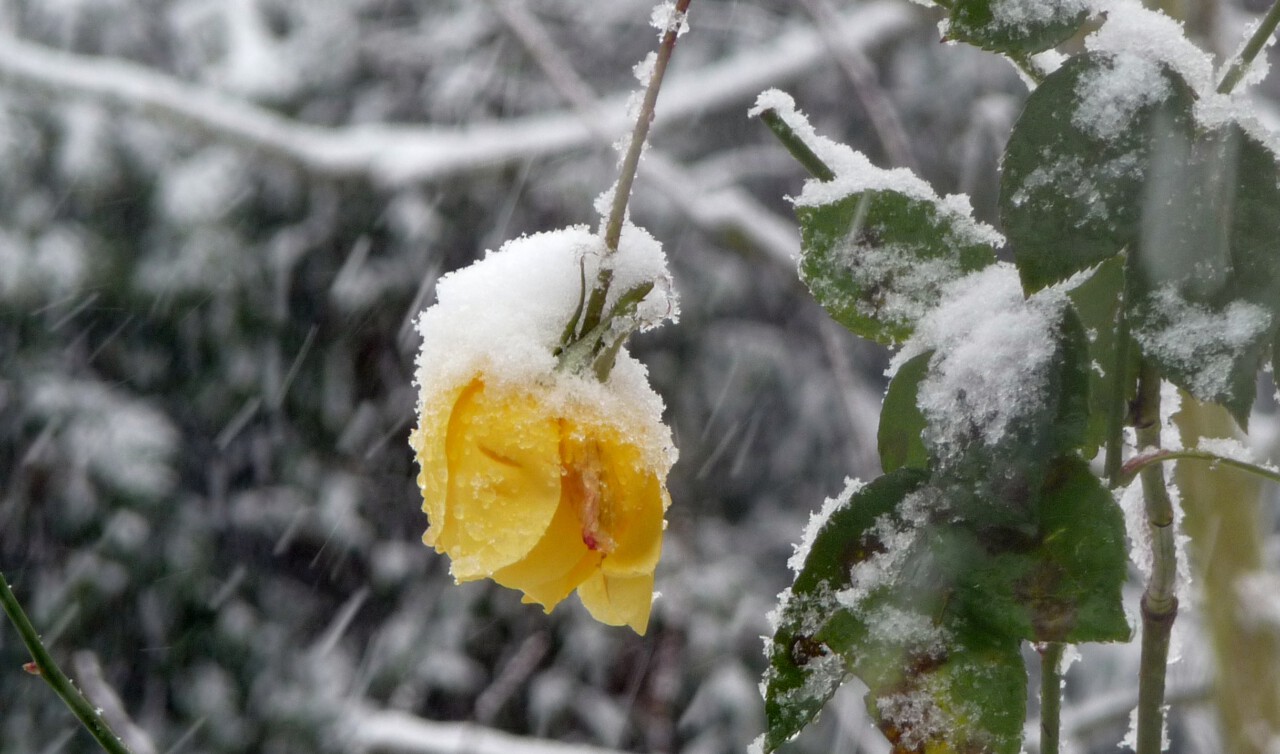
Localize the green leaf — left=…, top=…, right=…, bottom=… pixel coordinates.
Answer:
left=864, top=628, right=1026, bottom=754
left=1000, top=52, right=1197, bottom=291
left=764, top=469, right=1028, bottom=754
left=1126, top=122, right=1280, bottom=425
left=879, top=350, right=931, bottom=473
left=952, top=457, right=1131, bottom=643
left=798, top=190, right=997, bottom=346
left=946, top=0, right=1088, bottom=55
left=813, top=504, right=1026, bottom=753
left=762, top=469, right=929, bottom=752
left=922, top=294, right=1091, bottom=528
left=1064, top=256, right=1133, bottom=460
left=1051, top=307, right=1092, bottom=459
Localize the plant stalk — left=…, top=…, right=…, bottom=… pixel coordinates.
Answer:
left=1039, top=642, right=1065, bottom=754
left=1217, top=0, right=1280, bottom=94
left=581, top=0, right=692, bottom=336
left=0, top=572, right=134, bottom=754
left=1119, top=448, right=1280, bottom=487
left=1104, top=309, right=1133, bottom=486
left=1132, top=359, right=1178, bottom=754
left=756, top=108, right=835, bottom=181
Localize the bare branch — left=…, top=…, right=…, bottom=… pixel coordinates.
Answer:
left=0, top=2, right=915, bottom=189
left=345, top=707, right=630, bottom=754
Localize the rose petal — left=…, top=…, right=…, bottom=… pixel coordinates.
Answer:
left=440, top=380, right=562, bottom=580
left=577, top=570, right=656, bottom=635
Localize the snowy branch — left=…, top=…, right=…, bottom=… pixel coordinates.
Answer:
left=0, top=2, right=916, bottom=188
left=345, top=708, right=628, bottom=754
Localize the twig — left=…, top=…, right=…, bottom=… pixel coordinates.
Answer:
left=580, top=0, right=693, bottom=338
left=795, top=0, right=919, bottom=171
left=1132, top=360, right=1178, bottom=754
left=0, top=572, right=133, bottom=754
left=346, top=705, right=629, bottom=754
left=755, top=108, right=835, bottom=181
left=0, top=5, right=913, bottom=188
left=1120, top=448, right=1280, bottom=487
left=1007, top=51, right=1048, bottom=87
left=1039, top=643, right=1064, bottom=754
left=1217, top=0, right=1280, bottom=93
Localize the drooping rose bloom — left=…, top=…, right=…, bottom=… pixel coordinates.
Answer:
left=410, top=225, right=677, bottom=634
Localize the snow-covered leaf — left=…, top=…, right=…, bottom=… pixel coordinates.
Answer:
left=946, top=0, right=1088, bottom=55
left=1127, top=123, right=1280, bottom=425
left=901, top=267, right=1090, bottom=526
left=764, top=469, right=1030, bottom=753
left=1000, top=52, right=1196, bottom=291
left=761, top=468, right=928, bottom=752
left=797, top=188, right=997, bottom=346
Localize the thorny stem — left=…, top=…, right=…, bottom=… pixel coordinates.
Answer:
left=1133, top=359, right=1178, bottom=754
left=1039, top=642, right=1065, bottom=754
left=1217, top=0, right=1280, bottom=94
left=0, top=572, right=134, bottom=754
left=756, top=108, right=836, bottom=181
left=580, top=0, right=692, bottom=337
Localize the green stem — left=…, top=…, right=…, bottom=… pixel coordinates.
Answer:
left=581, top=0, right=692, bottom=336
left=0, top=572, right=133, bottom=754
left=1132, top=359, right=1178, bottom=754
left=1121, top=448, right=1280, bottom=487
left=756, top=108, right=835, bottom=181
left=1217, top=0, right=1280, bottom=94
left=1039, top=642, right=1065, bottom=754
left=1104, top=309, right=1133, bottom=487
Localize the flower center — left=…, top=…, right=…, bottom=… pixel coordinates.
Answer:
left=566, top=440, right=617, bottom=553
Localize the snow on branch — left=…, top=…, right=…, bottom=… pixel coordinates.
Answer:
left=0, top=1, right=915, bottom=187
left=345, top=707, right=629, bottom=754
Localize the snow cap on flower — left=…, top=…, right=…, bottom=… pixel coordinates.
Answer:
left=410, top=224, right=678, bottom=634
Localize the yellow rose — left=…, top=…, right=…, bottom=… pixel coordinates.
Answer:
left=411, top=375, right=671, bottom=635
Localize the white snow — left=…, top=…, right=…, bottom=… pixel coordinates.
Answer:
left=413, top=224, right=678, bottom=467
left=1085, top=0, right=1214, bottom=94
left=990, top=0, right=1087, bottom=32
left=892, top=264, right=1066, bottom=461
left=0, top=227, right=90, bottom=304
left=750, top=90, right=1000, bottom=251
left=1071, top=52, right=1170, bottom=142
left=1131, top=286, right=1272, bottom=401
left=28, top=376, right=179, bottom=499
left=788, top=477, right=864, bottom=573
left=835, top=487, right=939, bottom=613
left=650, top=2, right=690, bottom=37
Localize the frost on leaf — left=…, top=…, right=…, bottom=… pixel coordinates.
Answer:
left=794, top=157, right=999, bottom=346
left=752, top=90, right=998, bottom=346
left=892, top=265, right=1090, bottom=524
left=945, top=0, right=1088, bottom=55
left=762, top=470, right=1037, bottom=754
left=761, top=469, right=928, bottom=752
left=1001, top=52, right=1197, bottom=292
